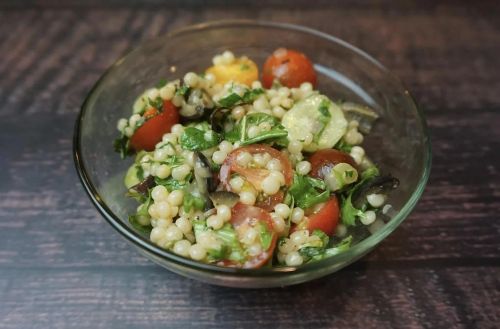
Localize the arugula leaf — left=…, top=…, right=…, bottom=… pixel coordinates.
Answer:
left=298, top=229, right=329, bottom=258
left=224, top=113, right=288, bottom=145
left=182, top=192, right=206, bottom=212
left=154, top=175, right=190, bottom=192
left=340, top=166, right=380, bottom=226
left=288, top=173, right=330, bottom=209
left=217, top=88, right=264, bottom=108
left=113, top=135, right=132, bottom=159
left=180, top=127, right=221, bottom=151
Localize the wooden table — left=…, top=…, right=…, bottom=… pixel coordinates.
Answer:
left=1, top=1, right=499, bottom=328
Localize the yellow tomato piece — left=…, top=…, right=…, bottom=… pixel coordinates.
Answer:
left=206, top=58, right=258, bottom=87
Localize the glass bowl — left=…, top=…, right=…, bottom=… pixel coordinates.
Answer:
left=73, top=20, right=431, bottom=288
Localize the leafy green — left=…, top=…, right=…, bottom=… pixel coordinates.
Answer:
left=182, top=192, right=206, bottom=212
left=214, top=224, right=246, bottom=263
left=288, top=173, right=330, bottom=209
left=180, top=127, right=221, bottom=151
left=156, top=79, right=167, bottom=88
left=113, top=135, right=132, bottom=159
left=340, top=166, right=380, bottom=226
left=258, top=221, right=273, bottom=250
left=335, top=138, right=353, bottom=153
left=176, top=85, right=190, bottom=97
left=148, top=96, right=164, bottom=110
left=128, top=192, right=152, bottom=235
left=225, top=113, right=288, bottom=146
left=217, top=88, right=264, bottom=108
left=323, top=235, right=353, bottom=257
left=299, top=230, right=329, bottom=258
left=154, top=175, right=190, bottom=192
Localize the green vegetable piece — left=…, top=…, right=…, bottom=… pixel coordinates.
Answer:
left=176, top=85, right=190, bottom=97
left=180, top=127, right=221, bottom=151
left=217, top=88, right=264, bottom=108
left=288, top=173, right=330, bottom=209
left=128, top=192, right=152, bottom=235
left=214, top=224, right=246, bottom=263
left=113, top=135, right=132, bottom=159
left=182, top=192, right=206, bottom=213
left=258, top=221, right=273, bottom=250
left=154, top=175, right=190, bottom=192
left=225, top=113, right=288, bottom=146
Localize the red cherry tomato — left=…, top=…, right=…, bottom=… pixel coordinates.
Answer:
left=309, top=149, right=357, bottom=179
left=299, top=196, right=340, bottom=236
left=224, top=203, right=277, bottom=269
left=129, top=100, right=179, bottom=151
left=220, top=144, right=293, bottom=192
left=262, top=48, right=317, bottom=88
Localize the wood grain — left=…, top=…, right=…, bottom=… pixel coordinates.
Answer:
left=0, top=2, right=499, bottom=329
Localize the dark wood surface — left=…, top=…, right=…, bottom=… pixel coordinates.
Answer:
left=1, top=1, right=499, bottom=328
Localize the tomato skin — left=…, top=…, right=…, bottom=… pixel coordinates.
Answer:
left=300, top=196, right=340, bottom=236
left=255, top=191, right=285, bottom=212
left=309, top=149, right=357, bottom=179
left=129, top=100, right=179, bottom=151
left=262, top=48, right=317, bottom=88
left=220, top=144, right=293, bottom=192
left=227, top=203, right=277, bottom=269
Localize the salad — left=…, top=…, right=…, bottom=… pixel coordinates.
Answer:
left=114, top=49, right=399, bottom=268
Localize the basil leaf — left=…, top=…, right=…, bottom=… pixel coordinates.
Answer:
left=288, top=173, right=330, bottom=209
left=180, top=127, right=221, bottom=151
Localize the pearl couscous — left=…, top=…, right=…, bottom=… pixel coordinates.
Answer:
left=114, top=49, right=399, bottom=268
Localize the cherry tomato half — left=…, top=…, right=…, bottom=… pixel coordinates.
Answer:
left=224, top=203, right=277, bottom=268
left=129, top=100, right=179, bottom=152
left=309, top=149, right=357, bottom=179
left=296, top=196, right=340, bottom=236
left=220, top=144, right=293, bottom=190
left=262, top=48, right=317, bottom=88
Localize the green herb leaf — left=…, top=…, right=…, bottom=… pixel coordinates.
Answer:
left=288, top=173, right=330, bottom=209
left=214, top=223, right=246, bottom=263
left=324, top=235, right=353, bottom=257
left=154, top=176, right=190, bottom=192
left=113, top=135, right=132, bottom=159
left=258, top=221, right=273, bottom=250
left=335, top=138, right=353, bottom=153
left=148, top=96, right=164, bottom=110
left=225, top=113, right=288, bottom=146
left=217, top=88, right=264, bottom=108
left=182, top=193, right=206, bottom=213
left=180, top=127, right=221, bottom=151
left=156, top=79, right=167, bottom=88
left=128, top=192, right=153, bottom=235
left=176, top=85, right=191, bottom=97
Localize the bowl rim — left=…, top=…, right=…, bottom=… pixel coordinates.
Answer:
left=73, top=19, right=432, bottom=276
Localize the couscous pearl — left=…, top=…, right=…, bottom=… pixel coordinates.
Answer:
left=146, top=88, right=159, bottom=100
left=247, top=243, right=262, bottom=256
left=162, top=133, right=177, bottom=144
left=348, top=120, right=359, bottom=129
left=278, top=238, right=294, bottom=253
left=150, top=163, right=160, bottom=177
left=222, top=50, right=235, bottom=64
left=171, top=123, right=184, bottom=136
left=230, top=176, right=245, bottom=192
left=172, top=94, right=184, bottom=107
left=207, top=215, right=224, bottom=230
left=173, top=239, right=191, bottom=257
left=367, top=193, right=386, bottom=208
left=243, top=228, right=258, bottom=244
left=184, top=72, right=199, bottom=88
left=272, top=106, right=286, bottom=118
left=285, top=251, right=303, bottom=266
left=148, top=204, right=159, bottom=219
left=350, top=152, right=363, bottom=165
left=219, top=141, right=233, bottom=154
left=171, top=164, right=191, bottom=181
left=240, top=191, right=256, bottom=205
left=150, top=226, right=165, bottom=243
left=117, top=118, right=127, bottom=131
left=156, top=201, right=172, bottom=219
left=156, top=164, right=171, bottom=179
left=231, top=106, right=246, bottom=120
left=259, top=122, right=272, bottom=132
left=281, top=98, right=293, bottom=109
left=212, top=150, right=227, bottom=165
left=271, top=214, right=286, bottom=234
left=266, top=158, right=282, bottom=171
left=124, top=126, right=135, bottom=137
left=170, top=206, right=179, bottom=217
left=247, top=125, right=261, bottom=139
left=360, top=210, right=377, bottom=225
left=270, top=96, right=282, bottom=107
left=153, top=148, right=168, bottom=162
left=296, top=161, right=311, bottom=175
left=336, top=224, right=347, bottom=237
left=159, top=84, right=175, bottom=100
left=253, top=153, right=270, bottom=167
left=382, top=204, right=393, bottom=215
left=205, top=73, right=216, bottom=84
left=290, top=230, right=308, bottom=246
left=351, top=146, right=365, bottom=156
left=288, top=140, right=302, bottom=154
left=300, top=82, right=313, bottom=92
left=269, top=171, right=285, bottom=185
left=156, top=218, right=172, bottom=228
left=278, top=87, right=291, bottom=97
left=165, top=225, right=183, bottom=241
left=189, top=244, right=207, bottom=260
left=368, top=219, right=385, bottom=234
left=277, top=252, right=287, bottom=264
left=262, top=175, right=281, bottom=195
left=167, top=190, right=184, bottom=206
left=216, top=205, right=232, bottom=222
left=236, top=151, right=252, bottom=167
left=274, top=203, right=291, bottom=219
left=290, top=208, right=305, bottom=224
left=302, top=133, right=313, bottom=146
left=213, top=54, right=224, bottom=66
left=151, top=185, right=169, bottom=202
left=253, top=97, right=269, bottom=112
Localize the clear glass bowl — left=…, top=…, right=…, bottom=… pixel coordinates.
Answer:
left=73, top=20, right=431, bottom=288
